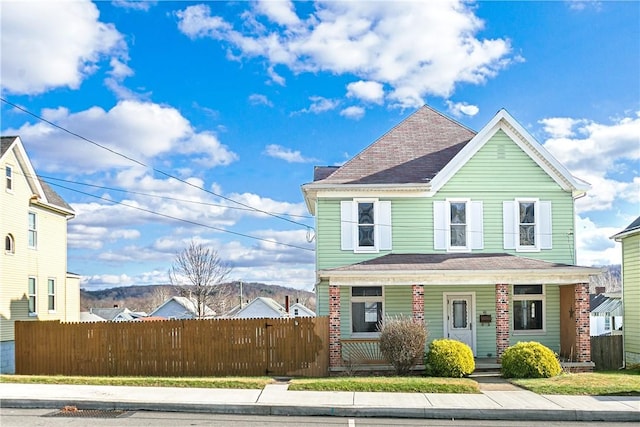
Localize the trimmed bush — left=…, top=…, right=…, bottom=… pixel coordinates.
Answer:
left=379, top=315, right=428, bottom=375
left=501, top=341, right=562, bottom=378
left=425, top=339, right=475, bottom=377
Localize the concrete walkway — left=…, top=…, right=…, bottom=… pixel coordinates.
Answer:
left=1, top=381, right=638, bottom=422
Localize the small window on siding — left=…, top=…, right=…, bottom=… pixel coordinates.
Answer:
left=28, top=212, right=37, bottom=248
left=6, top=166, right=13, bottom=191
left=5, top=234, right=14, bottom=253
left=28, top=277, right=37, bottom=315
left=340, top=200, right=392, bottom=252
left=48, top=279, right=56, bottom=311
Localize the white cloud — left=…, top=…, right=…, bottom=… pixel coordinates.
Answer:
left=541, top=112, right=640, bottom=212
left=264, top=144, right=315, bottom=163
left=5, top=100, right=238, bottom=173
left=1, top=0, right=127, bottom=95
left=111, top=1, right=157, bottom=11
left=346, top=81, right=384, bottom=104
left=446, top=101, right=479, bottom=117
left=176, top=1, right=513, bottom=108
left=575, top=216, right=621, bottom=267
left=340, top=106, right=366, bottom=120
left=294, top=96, right=340, bottom=115
left=249, top=93, right=274, bottom=107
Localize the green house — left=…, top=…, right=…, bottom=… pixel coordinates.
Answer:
left=612, top=216, right=640, bottom=366
left=301, top=106, right=598, bottom=372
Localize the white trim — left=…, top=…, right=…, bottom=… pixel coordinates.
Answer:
left=350, top=285, right=384, bottom=338
left=28, top=276, right=37, bottom=316
left=512, top=284, right=546, bottom=334
left=443, top=292, right=476, bottom=355
left=446, top=198, right=471, bottom=252
left=354, top=198, right=379, bottom=253
left=429, top=109, right=590, bottom=196
left=514, top=198, right=540, bottom=252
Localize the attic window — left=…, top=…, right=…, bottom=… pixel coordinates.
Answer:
left=5, top=166, right=12, bottom=191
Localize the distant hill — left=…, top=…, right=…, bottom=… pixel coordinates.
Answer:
left=81, top=282, right=316, bottom=315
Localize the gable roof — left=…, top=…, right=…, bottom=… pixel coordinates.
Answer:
left=302, top=107, right=589, bottom=213
left=233, top=297, right=288, bottom=318
left=313, top=106, right=475, bottom=185
left=289, top=302, right=316, bottom=317
left=1, top=136, right=74, bottom=215
left=150, top=296, right=216, bottom=318
left=611, top=216, right=640, bottom=241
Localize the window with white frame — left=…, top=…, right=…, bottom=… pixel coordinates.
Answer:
left=503, top=199, right=552, bottom=251
left=28, top=212, right=37, bottom=248
left=5, top=234, right=14, bottom=254
left=28, top=277, right=37, bottom=315
left=340, top=200, right=392, bottom=252
left=5, top=165, right=13, bottom=191
left=48, top=279, right=56, bottom=311
left=513, top=285, right=545, bottom=332
left=351, top=286, right=383, bottom=335
left=434, top=200, right=483, bottom=251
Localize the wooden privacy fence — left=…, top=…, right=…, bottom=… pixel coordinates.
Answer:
left=15, top=316, right=328, bottom=377
left=591, top=334, right=623, bottom=371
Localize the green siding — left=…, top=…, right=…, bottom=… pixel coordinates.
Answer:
left=385, top=286, right=412, bottom=316
left=622, top=232, right=640, bottom=360
left=316, top=130, right=577, bottom=270
left=316, top=281, right=329, bottom=316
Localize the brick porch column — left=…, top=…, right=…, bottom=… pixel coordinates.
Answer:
left=328, top=283, right=342, bottom=368
left=574, top=282, right=591, bottom=363
left=412, top=284, right=425, bottom=324
left=495, top=283, right=510, bottom=360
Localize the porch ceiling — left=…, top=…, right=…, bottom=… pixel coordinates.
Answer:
left=319, top=253, right=600, bottom=286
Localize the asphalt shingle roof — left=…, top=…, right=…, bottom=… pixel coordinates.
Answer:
left=314, top=106, right=476, bottom=184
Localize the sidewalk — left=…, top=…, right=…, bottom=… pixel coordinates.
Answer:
left=1, top=381, right=638, bottom=422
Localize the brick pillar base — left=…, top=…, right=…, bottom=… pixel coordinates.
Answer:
left=496, top=284, right=510, bottom=360
left=574, top=282, right=591, bottom=363
left=329, top=284, right=342, bottom=368
left=412, top=284, right=424, bottom=324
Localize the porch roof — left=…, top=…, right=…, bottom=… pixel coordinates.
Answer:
left=319, top=253, right=600, bottom=286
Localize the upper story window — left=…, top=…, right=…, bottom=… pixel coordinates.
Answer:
left=351, top=286, right=383, bottom=335
left=28, top=277, right=37, bottom=315
left=503, top=199, right=552, bottom=252
left=512, top=284, right=545, bottom=332
left=28, top=212, right=37, bottom=249
left=434, top=200, right=483, bottom=252
left=5, top=165, right=13, bottom=192
left=5, top=234, right=14, bottom=254
left=48, top=279, right=56, bottom=312
left=340, top=199, right=392, bottom=253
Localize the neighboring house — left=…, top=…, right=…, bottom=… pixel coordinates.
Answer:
left=612, top=216, right=640, bottom=366
left=79, top=311, right=107, bottom=322
left=150, top=296, right=215, bottom=319
left=89, top=306, right=148, bottom=322
left=1, top=136, right=80, bottom=374
left=301, top=106, right=598, bottom=372
left=231, top=297, right=289, bottom=319
left=589, top=293, right=623, bottom=336
left=290, top=302, right=316, bottom=318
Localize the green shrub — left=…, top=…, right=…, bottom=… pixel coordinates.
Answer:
left=501, top=341, right=562, bottom=378
left=378, top=315, right=428, bottom=375
left=425, top=339, right=474, bottom=377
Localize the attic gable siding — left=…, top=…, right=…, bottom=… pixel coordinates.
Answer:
left=435, top=130, right=576, bottom=264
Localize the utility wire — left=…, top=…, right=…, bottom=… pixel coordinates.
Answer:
left=45, top=180, right=315, bottom=252
left=1, top=97, right=311, bottom=229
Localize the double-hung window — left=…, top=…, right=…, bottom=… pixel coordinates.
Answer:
left=5, top=165, right=12, bottom=191
left=513, top=285, right=545, bottom=332
left=351, top=286, right=383, bottom=335
left=503, top=199, right=552, bottom=251
left=48, top=279, right=56, bottom=312
left=28, top=212, right=37, bottom=248
left=340, top=199, right=392, bottom=252
left=28, top=277, right=37, bottom=315
left=434, top=199, right=483, bottom=251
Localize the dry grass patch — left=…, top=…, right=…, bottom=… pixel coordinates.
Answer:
left=289, top=376, right=480, bottom=393
left=0, top=375, right=272, bottom=389
left=511, top=370, right=640, bottom=395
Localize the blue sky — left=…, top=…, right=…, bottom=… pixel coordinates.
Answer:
left=1, top=0, right=638, bottom=291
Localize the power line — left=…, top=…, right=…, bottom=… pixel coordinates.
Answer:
left=1, top=97, right=312, bottom=229
left=45, top=180, right=315, bottom=252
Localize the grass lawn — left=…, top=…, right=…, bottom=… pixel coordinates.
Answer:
left=511, top=370, right=640, bottom=396
left=289, top=376, right=480, bottom=393
left=0, top=375, right=272, bottom=389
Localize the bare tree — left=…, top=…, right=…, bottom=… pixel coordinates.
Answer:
left=168, top=241, right=232, bottom=319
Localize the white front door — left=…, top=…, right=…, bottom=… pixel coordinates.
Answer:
left=444, top=294, right=475, bottom=355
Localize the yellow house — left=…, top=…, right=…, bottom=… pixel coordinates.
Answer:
left=1, top=136, right=80, bottom=373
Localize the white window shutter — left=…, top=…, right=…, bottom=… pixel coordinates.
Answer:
left=503, top=201, right=516, bottom=249
left=433, top=201, right=446, bottom=250
left=378, top=201, right=392, bottom=250
left=340, top=201, right=354, bottom=250
left=539, top=201, right=552, bottom=249
left=469, top=201, right=484, bottom=250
